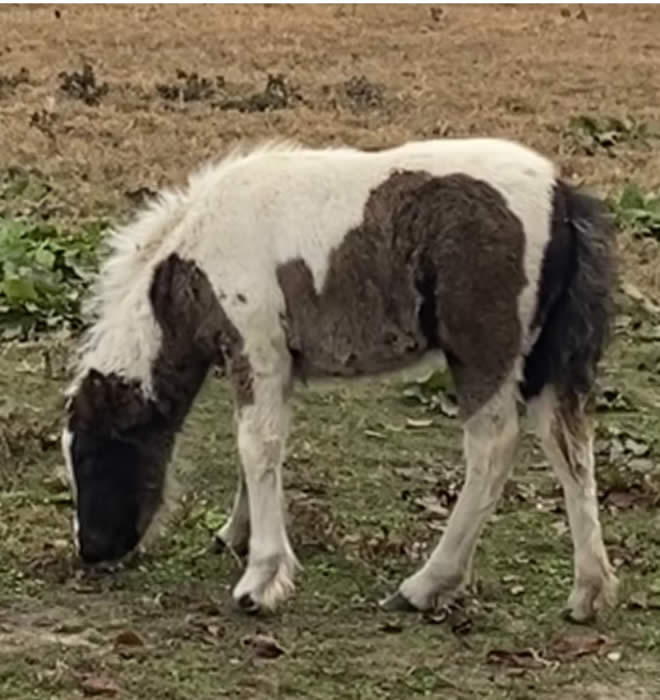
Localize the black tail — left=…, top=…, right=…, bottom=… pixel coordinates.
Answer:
left=520, top=181, right=616, bottom=403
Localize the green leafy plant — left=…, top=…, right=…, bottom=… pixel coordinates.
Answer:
left=611, top=184, right=660, bottom=240
left=401, top=369, right=458, bottom=418
left=567, top=115, right=658, bottom=155
left=0, top=218, right=105, bottom=338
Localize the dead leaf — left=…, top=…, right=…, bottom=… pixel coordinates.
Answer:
left=114, top=629, right=145, bottom=648
left=486, top=647, right=550, bottom=670
left=606, top=490, right=641, bottom=509
left=241, top=633, right=287, bottom=659
left=80, top=674, right=120, bottom=697
left=548, top=633, right=611, bottom=661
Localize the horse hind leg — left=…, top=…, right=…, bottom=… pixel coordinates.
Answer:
left=528, top=386, right=617, bottom=621
left=382, top=373, right=520, bottom=612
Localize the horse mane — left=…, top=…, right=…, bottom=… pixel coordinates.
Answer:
left=67, top=138, right=306, bottom=396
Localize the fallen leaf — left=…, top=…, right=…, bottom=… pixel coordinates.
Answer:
left=486, top=647, right=550, bottom=670
left=606, top=490, right=641, bottom=509
left=114, top=629, right=145, bottom=648
left=80, top=675, right=120, bottom=697
left=548, top=633, right=610, bottom=661
left=241, top=633, right=287, bottom=659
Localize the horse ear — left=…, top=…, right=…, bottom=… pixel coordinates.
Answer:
left=72, top=370, right=153, bottom=435
left=72, top=369, right=112, bottom=433
left=109, top=379, right=154, bottom=432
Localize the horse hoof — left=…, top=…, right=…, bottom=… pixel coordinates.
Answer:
left=379, top=591, right=419, bottom=613
left=234, top=593, right=260, bottom=615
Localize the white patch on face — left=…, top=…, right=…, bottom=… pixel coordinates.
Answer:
left=60, top=427, right=76, bottom=494
left=61, top=426, right=80, bottom=551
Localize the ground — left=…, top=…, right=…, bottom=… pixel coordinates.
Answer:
left=1, top=5, right=660, bottom=699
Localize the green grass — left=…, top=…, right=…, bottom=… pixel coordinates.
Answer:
left=610, top=184, right=660, bottom=241
left=1, top=287, right=660, bottom=699
left=0, top=189, right=659, bottom=697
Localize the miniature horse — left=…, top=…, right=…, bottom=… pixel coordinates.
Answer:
left=62, top=138, right=617, bottom=621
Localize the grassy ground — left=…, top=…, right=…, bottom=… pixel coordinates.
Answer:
left=1, top=5, right=660, bottom=699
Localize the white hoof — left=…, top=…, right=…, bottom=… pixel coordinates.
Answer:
left=232, top=553, right=298, bottom=613
left=566, top=572, right=619, bottom=622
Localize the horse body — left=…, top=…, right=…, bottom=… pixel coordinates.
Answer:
left=62, top=138, right=617, bottom=621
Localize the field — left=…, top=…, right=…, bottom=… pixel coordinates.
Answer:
left=1, top=5, right=660, bottom=699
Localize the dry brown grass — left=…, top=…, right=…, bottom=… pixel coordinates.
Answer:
left=1, top=3, right=659, bottom=287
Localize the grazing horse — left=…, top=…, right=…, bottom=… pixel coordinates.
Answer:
left=61, top=138, right=618, bottom=621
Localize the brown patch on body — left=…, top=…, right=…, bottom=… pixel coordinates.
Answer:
left=277, top=171, right=527, bottom=418
left=149, top=254, right=254, bottom=407
left=70, top=253, right=253, bottom=434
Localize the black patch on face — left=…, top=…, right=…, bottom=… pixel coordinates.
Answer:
left=71, top=425, right=162, bottom=563
left=277, top=170, right=527, bottom=418
left=69, top=253, right=251, bottom=563
left=68, top=368, right=173, bottom=563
